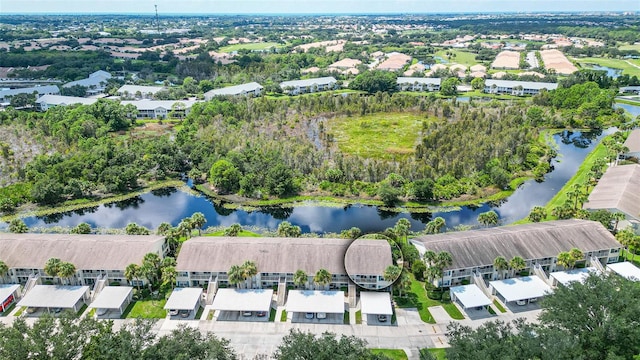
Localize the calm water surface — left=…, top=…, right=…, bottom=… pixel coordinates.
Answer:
left=10, top=130, right=611, bottom=234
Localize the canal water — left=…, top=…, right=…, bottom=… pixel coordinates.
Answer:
left=13, top=130, right=610, bottom=234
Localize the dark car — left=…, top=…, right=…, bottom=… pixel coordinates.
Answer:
left=256, top=311, right=267, bottom=317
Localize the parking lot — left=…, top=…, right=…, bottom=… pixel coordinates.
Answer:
left=216, top=310, right=270, bottom=322
left=291, top=312, right=343, bottom=324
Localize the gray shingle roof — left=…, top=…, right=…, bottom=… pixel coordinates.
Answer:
left=623, top=129, right=640, bottom=154
left=584, top=164, right=640, bottom=220
left=176, top=237, right=350, bottom=275
left=0, top=85, right=60, bottom=100
left=280, top=77, right=337, bottom=88
left=0, top=234, right=165, bottom=270
left=344, top=239, right=392, bottom=276
left=414, top=220, right=619, bottom=269
left=204, top=82, right=263, bottom=97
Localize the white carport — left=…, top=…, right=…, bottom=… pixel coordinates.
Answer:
left=550, top=267, right=596, bottom=286
left=450, top=284, right=492, bottom=309
left=18, top=285, right=89, bottom=312
left=608, top=262, right=640, bottom=281
left=360, top=291, right=393, bottom=315
left=89, top=286, right=133, bottom=316
left=212, top=288, right=273, bottom=312
left=489, top=276, right=551, bottom=303
left=286, top=290, right=344, bottom=314
left=164, top=287, right=202, bottom=311
left=0, top=284, right=20, bottom=312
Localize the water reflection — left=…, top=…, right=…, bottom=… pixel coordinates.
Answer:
left=11, top=130, right=609, bottom=234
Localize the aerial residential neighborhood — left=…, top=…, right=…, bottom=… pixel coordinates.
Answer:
left=0, top=2, right=640, bottom=359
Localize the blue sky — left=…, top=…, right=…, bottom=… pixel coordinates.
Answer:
left=1, top=0, right=638, bottom=14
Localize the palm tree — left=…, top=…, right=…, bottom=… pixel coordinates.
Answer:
left=423, top=250, right=437, bottom=266
left=293, top=270, right=308, bottom=289
left=493, top=256, right=509, bottom=280
left=142, top=253, right=162, bottom=289
left=477, top=211, right=499, bottom=227
left=528, top=207, right=547, bottom=223
left=557, top=252, right=573, bottom=270
left=612, top=212, right=626, bottom=232
left=0, top=260, right=8, bottom=284
left=44, top=258, right=62, bottom=283
left=156, top=222, right=172, bottom=235
left=57, top=262, right=76, bottom=285
left=125, top=263, right=141, bottom=291
left=242, top=260, right=258, bottom=289
left=393, top=218, right=411, bottom=244
left=435, top=251, right=453, bottom=286
left=396, top=271, right=411, bottom=298
left=224, top=224, right=242, bottom=237
left=509, top=256, right=526, bottom=277
left=8, top=219, right=28, bottom=233
left=569, top=248, right=584, bottom=268
left=383, top=265, right=402, bottom=284
left=425, top=217, right=446, bottom=234
left=616, top=228, right=635, bottom=257
left=227, top=265, right=244, bottom=289
left=161, top=266, right=177, bottom=288
left=424, top=267, right=442, bottom=286
left=190, top=212, right=206, bottom=236
left=313, top=269, right=332, bottom=290
left=177, top=218, right=193, bottom=239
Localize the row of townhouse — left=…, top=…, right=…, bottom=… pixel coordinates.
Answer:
left=397, top=77, right=558, bottom=96
left=412, top=219, right=621, bottom=287
left=0, top=234, right=167, bottom=286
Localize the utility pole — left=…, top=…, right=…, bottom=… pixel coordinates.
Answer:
left=155, top=5, right=160, bottom=33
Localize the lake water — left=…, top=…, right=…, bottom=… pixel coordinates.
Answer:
left=588, top=65, right=622, bottom=79
left=10, top=130, right=610, bottom=234
left=615, top=102, right=640, bottom=117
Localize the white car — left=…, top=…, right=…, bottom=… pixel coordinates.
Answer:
left=516, top=299, right=527, bottom=306
left=169, top=309, right=179, bottom=316
left=305, top=312, right=314, bottom=319
left=316, top=312, right=327, bottom=319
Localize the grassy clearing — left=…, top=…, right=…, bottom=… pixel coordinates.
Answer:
left=370, top=349, right=408, bottom=360
left=435, top=49, right=479, bottom=66
left=124, top=298, right=167, bottom=319
left=427, top=348, right=449, bottom=360
left=14, top=307, right=25, bottom=317
left=619, top=44, right=640, bottom=51
left=575, top=57, right=640, bottom=77
left=205, top=229, right=262, bottom=237
left=616, top=98, right=640, bottom=106
left=394, top=274, right=435, bottom=323
left=356, top=310, right=362, bottom=324
left=328, top=112, right=428, bottom=160
left=280, top=310, right=288, bottom=322
left=442, top=303, right=465, bottom=320
left=493, top=299, right=507, bottom=313
left=218, top=42, right=283, bottom=52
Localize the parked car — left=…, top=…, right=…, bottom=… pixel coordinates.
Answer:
left=316, top=312, right=327, bottom=319
left=26, top=307, right=38, bottom=314
left=377, top=314, right=388, bottom=322
left=97, top=308, right=108, bottom=316
left=256, top=311, right=267, bottom=317
left=169, top=309, right=179, bottom=316
left=305, top=312, right=314, bottom=319
left=528, top=297, right=537, bottom=303
left=242, top=311, right=253, bottom=317
left=179, top=310, right=190, bottom=318
left=516, top=299, right=527, bottom=306
left=52, top=308, right=62, bottom=313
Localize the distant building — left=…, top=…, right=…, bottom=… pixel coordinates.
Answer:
left=121, top=99, right=197, bottom=119
left=280, top=77, right=338, bottom=95
left=619, top=86, right=640, bottom=95
left=623, top=129, right=640, bottom=159
left=0, top=85, right=60, bottom=105
left=484, top=79, right=558, bottom=96
left=62, top=70, right=112, bottom=95
left=397, top=77, right=441, bottom=92
left=36, top=94, right=97, bottom=111
left=584, top=164, right=640, bottom=227
left=116, top=85, right=165, bottom=99
left=204, top=82, right=263, bottom=100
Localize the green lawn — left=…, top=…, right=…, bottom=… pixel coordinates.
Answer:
left=619, top=44, right=640, bottom=51
left=356, top=310, right=362, bottom=324
left=426, top=348, right=448, bottom=360
left=14, top=307, right=25, bottom=317
left=280, top=310, right=288, bottom=322
left=435, top=49, right=480, bottom=66
left=219, top=42, right=283, bottom=53
left=269, top=308, right=277, bottom=322
left=493, top=299, right=507, bottom=313
left=574, top=57, right=640, bottom=77
left=371, top=349, right=408, bottom=360
left=328, top=112, right=429, bottom=160
left=123, top=298, right=167, bottom=319
left=442, top=303, right=465, bottom=320
left=394, top=274, right=435, bottom=323
left=205, top=230, right=262, bottom=237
